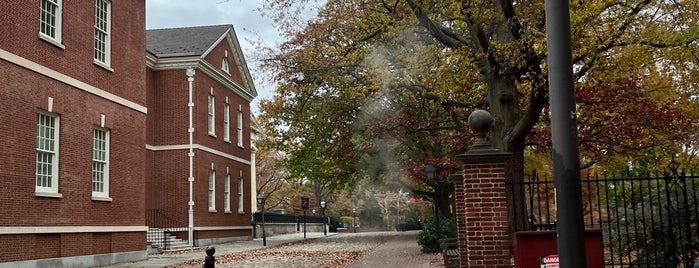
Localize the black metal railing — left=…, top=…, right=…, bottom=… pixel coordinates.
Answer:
left=252, top=211, right=327, bottom=224
left=508, top=166, right=699, bottom=267
left=146, top=209, right=190, bottom=250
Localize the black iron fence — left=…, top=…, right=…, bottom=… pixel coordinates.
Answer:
left=146, top=209, right=190, bottom=250
left=508, top=165, right=699, bottom=267
left=252, top=211, right=327, bottom=224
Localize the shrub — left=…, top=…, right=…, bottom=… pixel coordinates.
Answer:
left=417, top=216, right=457, bottom=253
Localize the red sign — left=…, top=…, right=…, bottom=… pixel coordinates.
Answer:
left=540, top=255, right=559, bottom=268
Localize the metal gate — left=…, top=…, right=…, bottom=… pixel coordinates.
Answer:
left=508, top=164, right=699, bottom=267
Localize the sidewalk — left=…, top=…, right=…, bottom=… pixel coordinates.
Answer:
left=102, top=232, right=330, bottom=268
left=347, top=231, right=442, bottom=268
left=103, top=231, right=443, bottom=268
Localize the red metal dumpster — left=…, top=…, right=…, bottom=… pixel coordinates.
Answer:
left=512, top=229, right=604, bottom=268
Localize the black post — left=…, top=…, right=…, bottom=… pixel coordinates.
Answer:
left=321, top=204, right=327, bottom=235
left=434, top=193, right=440, bottom=242
left=261, top=209, right=267, bottom=246
left=203, top=246, right=215, bottom=268
left=301, top=197, right=309, bottom=239
left=353, top=209, right=357, bottom=233
left=545, top=0, right=586, bottom=267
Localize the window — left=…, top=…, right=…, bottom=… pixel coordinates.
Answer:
left=92, top=128, right=110, bottom=198
left=237, top=173, right=244, bottom=213
left=224, top=173, right=231, bottom=212
left=237, top=108, right=243, bottom=147
left=222, top=58, right=230, bottom=74
left=94, top=0, right=111, bottom=66
left=223, top=103, right=230, bottom=142
left=36, top=113, right=59, bottom=193
left=40, top=0, right=62, bottom=43
left=208, top=94, right=215, bottom=136
left=208, top=169, right=216, bottom=211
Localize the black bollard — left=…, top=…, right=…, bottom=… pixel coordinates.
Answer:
left=203, top=246, right=215, bottom=268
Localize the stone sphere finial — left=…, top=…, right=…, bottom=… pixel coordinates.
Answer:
left=205, top=246, right=216, bottom=256
left=468, top=110, right=493, bottom=136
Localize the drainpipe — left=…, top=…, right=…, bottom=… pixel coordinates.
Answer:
left=186, top=68, right=196, bottom=247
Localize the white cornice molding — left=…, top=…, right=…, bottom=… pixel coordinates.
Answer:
left=0, top=226, right=148, bottom=234
left=1, top=48, right=148, bottom=114
left=146, top=57, right=255, bottom=102
left=146, top=144, right=251, bottom=165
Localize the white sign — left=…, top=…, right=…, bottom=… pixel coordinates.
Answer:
left=540, top=255, right=559, bottom=268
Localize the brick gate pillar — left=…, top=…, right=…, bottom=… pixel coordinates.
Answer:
left=453, top=110, right=512, bottom=268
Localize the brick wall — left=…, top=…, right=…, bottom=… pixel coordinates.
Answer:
left=454, top=156, right=512, bottom=268
left=0, top=232, right=145, bottom=262
left=0, top=0, right=146, bottom=105
left=0, top=0, right=147, bottom=264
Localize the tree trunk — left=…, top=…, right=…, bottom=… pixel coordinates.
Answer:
left=487, top=74, right=528, bottom=233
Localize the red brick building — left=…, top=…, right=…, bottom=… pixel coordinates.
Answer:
left=145, top=25, right=257, bottom=247
left=0, top=0, right=257, bottom=266
left=0, top=0, right=149, bottom=267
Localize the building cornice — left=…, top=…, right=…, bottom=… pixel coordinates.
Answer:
left=146, top=144, right=251, bottom=165
left=146, top=56, right=255, bottom=102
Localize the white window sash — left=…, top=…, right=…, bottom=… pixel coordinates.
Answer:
left=39, top=0, right=62, bottom=42
left=91, top=128, right=110, bottom=198
left=223, top=104, right=230, bottom=141
left=237, top=177, right=244, bottom=213
left=224, top=174, right=231, bottom=212
left=237, top=110, right=243, bottom=147
left=93, top=0, right=111, bottom=66
left=36, top=113, right=60, bottom=193
left=208, top=170, right=216, bottom=210
left=208, top=95, right=215, bottom=135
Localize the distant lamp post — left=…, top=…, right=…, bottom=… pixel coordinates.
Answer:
left=352, top=208, right=357, bottom=233
left=256, top=193, right=266, bottom=246
left=425, top=164, right=441, bottom=242
left=320, top=201, right=327, bottom=235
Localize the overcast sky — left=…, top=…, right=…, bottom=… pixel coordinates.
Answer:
left=146, top=0, right=290, bottom=114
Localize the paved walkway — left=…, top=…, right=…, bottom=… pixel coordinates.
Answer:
left=102, top=231, right=443, bottom=268
left=347, top=231, right=443, bottom=268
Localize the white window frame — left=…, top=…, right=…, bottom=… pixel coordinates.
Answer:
left=223, top=103, right=230, bottom=142
left=208, top=94, right=215, bottom=136
left=224, top=173, right=231, bottom=212
left=93, top=0, right=111, bottom=67
left=237, top=173, right=244, bottom=213
left=237, top=107, right=243, bottom=147
left=208, top=169, right=216, bottom=212
left=39, top=0, right=63, bottom=46
left=222, top=58, right=230, bottom=74
left=91, top=127, right=110, bottom=199
left=36, top=112, right=60, bottom=194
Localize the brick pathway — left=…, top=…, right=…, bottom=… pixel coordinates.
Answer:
left=346, top=231, right=444, bottom=268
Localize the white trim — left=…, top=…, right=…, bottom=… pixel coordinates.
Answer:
left=0, top=48, right=147, bottom=113
left=146, top=58, right=256, bottom=101
left=193, top=226, right=253, bottom=231
left=0, top=226, right=147, bottom=234
left=146, top=144, right=251, bottom=165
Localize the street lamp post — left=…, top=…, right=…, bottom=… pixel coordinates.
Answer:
left=425, top=164, right=440, bottom=242
left=256, top=193, right=266, bottom=247
left=320, top=201, right=327, bottom=235
left=352, top=208, right=357, bottom=233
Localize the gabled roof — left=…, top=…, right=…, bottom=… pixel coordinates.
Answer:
left=146, top=25, right=231, bottom=58
left=146, top=24, right=258, bottom=99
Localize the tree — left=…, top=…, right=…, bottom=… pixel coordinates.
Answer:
left=256, top=0, right=699, bottom=227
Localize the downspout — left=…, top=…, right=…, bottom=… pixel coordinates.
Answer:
left=186, top=68, right=195, bottom=246
left=250, top=146, right=257, bottom=214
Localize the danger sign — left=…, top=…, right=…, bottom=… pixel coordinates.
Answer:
left=540, top=255, right=559, bottom=268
